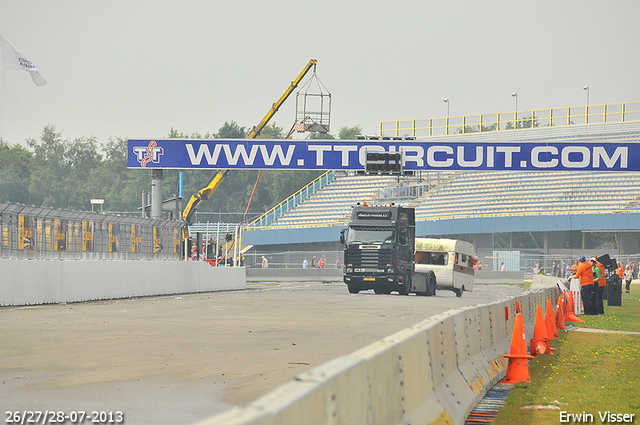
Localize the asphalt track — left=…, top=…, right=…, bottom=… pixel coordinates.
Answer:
left=1, top=281, right=524, bottom=425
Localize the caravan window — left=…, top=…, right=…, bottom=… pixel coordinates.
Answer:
left=416, top=251, right=448, bottom=265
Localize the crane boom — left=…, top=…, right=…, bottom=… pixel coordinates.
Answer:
left=181, top=59, right=318, bottom=224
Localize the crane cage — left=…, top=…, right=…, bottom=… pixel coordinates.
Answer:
left=295, top=71, right=331, bottom=133
left=0, top=201, right=185, bottom=261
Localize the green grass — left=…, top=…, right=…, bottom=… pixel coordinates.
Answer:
left=493, top=286, right=640, bottom=424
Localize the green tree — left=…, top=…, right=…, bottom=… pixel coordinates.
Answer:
left=0, top=140, right=33, bottom=204
left=257, top=122, right=285, bottom=139
left=338, top=125, right=362, bottom=139
left=216, top=121, right=247, bottom=138
left=27, top=125, right=102, bottom=209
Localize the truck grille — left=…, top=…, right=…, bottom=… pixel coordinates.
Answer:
left=346, top=246, right=392, bottom=268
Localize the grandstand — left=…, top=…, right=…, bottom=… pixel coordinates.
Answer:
left=242, top=117, right=640, bottom=270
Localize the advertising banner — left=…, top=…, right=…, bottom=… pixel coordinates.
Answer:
left=128, top=138, right=639, bottom=172
left=54, top=219, right=67, bottom=252
left=108, top=223, right=119, bottom=253
left=82, top=220, right=94, bottom=252
left=131, top=225, right=141, bottom=253
left=18, top=215, right=36, bottom=250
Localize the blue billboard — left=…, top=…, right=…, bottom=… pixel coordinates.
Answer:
left=128, top=138, right=639, bottom=171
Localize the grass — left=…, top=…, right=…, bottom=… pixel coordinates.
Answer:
left=493, top=285, right=640, bottom=424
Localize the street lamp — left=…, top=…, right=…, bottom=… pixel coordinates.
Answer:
left=443, top=98, right=450, bottom=135
left=583, top=85, right=589, bottom=106
left=583, top=85, right=590, bottom=124
left=511, top=92, right=518, bottom=111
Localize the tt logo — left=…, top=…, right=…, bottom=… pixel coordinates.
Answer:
left=133, top=140, right=164, bottom=167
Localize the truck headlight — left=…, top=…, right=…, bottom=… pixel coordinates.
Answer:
left=346, top=268, right=353, bottom=273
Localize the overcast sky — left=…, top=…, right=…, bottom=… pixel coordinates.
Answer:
left=0, top=1, right=638, bottom=146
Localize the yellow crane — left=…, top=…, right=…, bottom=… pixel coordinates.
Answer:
left=181, top=59, right=318, bottom=225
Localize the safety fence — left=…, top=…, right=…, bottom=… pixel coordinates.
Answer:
left=1, top=201, right=185, bottom=261
left=380, top=100, right=640, bottom=137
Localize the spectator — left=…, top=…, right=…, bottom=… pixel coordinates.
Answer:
left=303, top=257, right=309, bottom=269
left=318, top=256, right=325, bottom=269
left=570, top=255, right=595, bottom=315
left=592, top=256, right=606, bottom=315
left=335, top=257, right=342, bottom=269
left=261, top=256, right=269, bottom=268
left=310, top=256, right=317, bottom=268
left=624, top=265, right=632, bottom=294
left=532, top=262, right=540, bottom=275
left=500, top=262, right=506, bottom=271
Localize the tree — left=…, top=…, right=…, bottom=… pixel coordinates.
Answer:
left=257, top=122, right=284, bottom=139
left=216, top=121, right=247, bottom=138
left=0, top=140, right=32, bottom=204
left=27, top=125, right=102, bottom=209
left=338, top=125, right=362, bottom=139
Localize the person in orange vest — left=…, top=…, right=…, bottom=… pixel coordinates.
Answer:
left=617, top=262, right=624, bottom=279
left=570, top=255, right=596, bottom=315
left=591, top=256, right=606, bottom=315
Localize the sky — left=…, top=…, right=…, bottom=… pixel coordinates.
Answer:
left=0, top=0, right=639, bottom=147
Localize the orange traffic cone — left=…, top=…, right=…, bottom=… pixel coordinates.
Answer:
left=530, top=305, right=551, bottom=356
left=556, top=297, right=566, bottom=331
left=516, top=301, right=521, bottom=313
left=565, top=291, right=584, bottom=323
left=502, top=313, right=534, bottom=384
left=545, top=299, right=558, bottom=339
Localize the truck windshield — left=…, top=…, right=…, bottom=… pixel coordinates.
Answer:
left=346, top=228, right=395, bottom=244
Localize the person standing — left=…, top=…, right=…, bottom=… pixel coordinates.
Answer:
left=624, top=265, right=633, bottom=293
left=261, top=256, right=269, bottom=268
left=318, top=256, right=325, bottom=268
left=303, top=257, right=309, bottom=269
left=592, top=256, right=606, bottom=315
left=570, top=255, right=595, bottom=315
left=500, top=262, right=506, bottom=271
left=310, top=256, right=317, bottom=268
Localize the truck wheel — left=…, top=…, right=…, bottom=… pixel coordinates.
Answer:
left=455, top=286, right=464, bottom=297
left=427, top=273, right=437, bottom=296
left=398, top=271, right=411, bottom=295
left=348, top=285, right=360, bottom=294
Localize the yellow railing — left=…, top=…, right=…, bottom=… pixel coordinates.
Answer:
left=246, top=170, right=335, bottom=229
left=380, top=101, right=640, bottom=138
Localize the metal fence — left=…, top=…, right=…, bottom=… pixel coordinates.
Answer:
left=1, top=201, right=185, bottom=260
left=244, top=250, right=343, bottom=269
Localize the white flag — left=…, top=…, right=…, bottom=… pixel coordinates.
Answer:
left=0, top=33, right=46, bottom=86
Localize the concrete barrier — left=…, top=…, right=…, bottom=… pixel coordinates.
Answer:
left=530, top=274, right=562, bottom=291
left=245, top=268, right=343, bottom=283
left=0, top=260, right=246, bottom=306
left=195, top=287, right=558, bottom=425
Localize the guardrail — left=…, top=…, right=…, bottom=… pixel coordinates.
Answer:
left=380, top=101, right=640, bottom=137
left=247, top=170, right=335, bottom=228
left=1, top=201, right=184, bottom=260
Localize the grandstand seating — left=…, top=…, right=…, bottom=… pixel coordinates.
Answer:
left=246, top=121, right=640, bottom=229
left=250, top=169, right=640, bottom=228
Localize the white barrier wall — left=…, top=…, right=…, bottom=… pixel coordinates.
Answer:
left=196, top=287, right=557, bottom=425
left=0, top=260, right=246, bottom=306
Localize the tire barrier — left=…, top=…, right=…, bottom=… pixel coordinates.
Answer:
left=195, top=287, right=558, bottom=425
